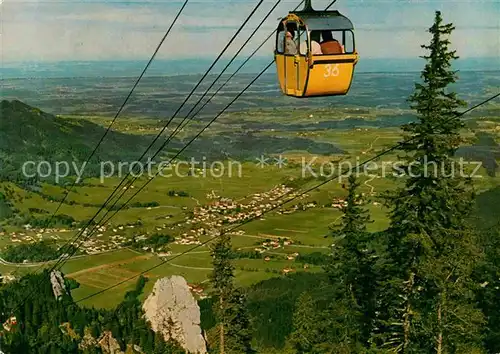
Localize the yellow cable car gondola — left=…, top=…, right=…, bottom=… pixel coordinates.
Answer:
left=274, top=0, right=359, bottom=97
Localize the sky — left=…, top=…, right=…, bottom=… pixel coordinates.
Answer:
left=1, top=0, right=499, bottom=63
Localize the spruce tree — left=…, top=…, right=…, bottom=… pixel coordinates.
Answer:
left=287, top=292, right=319, bottom=353
left=325, top=174, right=377, bottom=348
left=224, top=288, right=253, bottom=353
left=375, top=10, right=485, bottom=352
left=210, top=233, right=253, bottom=353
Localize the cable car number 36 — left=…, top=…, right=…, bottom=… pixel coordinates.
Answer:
left=324, top=64, right=340, bottom=78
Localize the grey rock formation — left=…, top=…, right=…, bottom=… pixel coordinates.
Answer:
left=50, top=270, right=67, bottom=300
left=143, top=275, right=207, bottom=354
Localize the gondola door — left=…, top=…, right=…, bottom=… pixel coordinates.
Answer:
left=284, top=20, right=299, bottom=96
left=296, top=24, right=309, bottom=96
left=275, top=17, right=309, bottom=97
left=274, top=21, right=286, bottom=94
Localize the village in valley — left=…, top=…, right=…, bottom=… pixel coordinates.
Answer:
left=0, top=180, right=360, bottom=293
left=0, top=180, right=367, bottom=259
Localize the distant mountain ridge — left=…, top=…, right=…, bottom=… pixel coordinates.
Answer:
left=2, top=57, right=499, bottom=79
left=0, top=99, right=151, bottom=180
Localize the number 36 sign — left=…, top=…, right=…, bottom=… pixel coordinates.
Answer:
left=324, top=64, right=340, bottom=78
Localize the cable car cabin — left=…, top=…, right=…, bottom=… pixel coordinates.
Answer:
left=274, top=9, right=359, bottom=97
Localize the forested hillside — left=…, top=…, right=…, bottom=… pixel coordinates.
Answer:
left=0, top=272, right=184, bottom=353
left=0, top=100, right=151, bottom=181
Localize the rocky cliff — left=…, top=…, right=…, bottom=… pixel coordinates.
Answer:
left=50, top=270, right=67, bottom=300
left=143, top=275, right=207, bottom=354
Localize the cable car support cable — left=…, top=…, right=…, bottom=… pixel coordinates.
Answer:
left=44, top=0, right=268, bottom=275
left=70, top=0, right=293, bottom=235
left=51, top=0, right=348, bottom=275
left=48, top=0, right=271, bottom=275
left=54, top=0, right=347, bottom=268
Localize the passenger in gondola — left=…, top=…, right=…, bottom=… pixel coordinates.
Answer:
left=299, top=30, right=322, bottom=55
left=285, top=30, right=298, bottom=55
left=310, top=30, right=322, bottom=54
left=320, top=30, right=344, bottom=54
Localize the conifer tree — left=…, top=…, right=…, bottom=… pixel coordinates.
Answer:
left=224, top=288, right=253, bottom=353
left=325, top=174, right=377, bottom=348
left=376, top=10, right=484, bottom=352
left=210, top=233, right=234, bottom=354
left=287, top=292, right=318, bottom=353
left=475, top=223, right=500, bottom=352
left=210, top=233, right=253, bottom=353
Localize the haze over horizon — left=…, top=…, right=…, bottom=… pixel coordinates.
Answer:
left=2, top=57, right=499, bottom=80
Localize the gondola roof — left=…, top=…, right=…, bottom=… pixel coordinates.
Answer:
left=287, top=10, right=354, bottom=30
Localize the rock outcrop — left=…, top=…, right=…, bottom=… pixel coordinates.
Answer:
left=77, top=328, right=143, bottom=354
left=143, top=275, right=207, bottom=354
left=50, top=270, right=67, bottom=300
left=78, top=327, right=98, bottom=351
left=98, top=331, right=123, bottom=354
